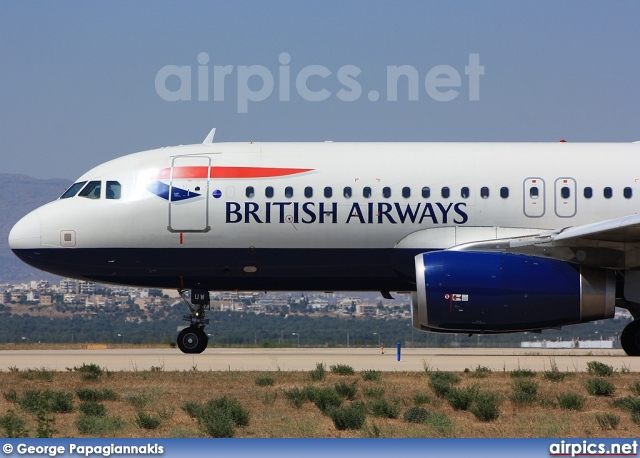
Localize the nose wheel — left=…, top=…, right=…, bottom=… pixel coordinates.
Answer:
left=176, top=289, right=210, bottom=354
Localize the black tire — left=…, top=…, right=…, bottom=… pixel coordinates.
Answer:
left=621, top=320, right=640, bottom=356
left=177, top=327, right=208, bottom=354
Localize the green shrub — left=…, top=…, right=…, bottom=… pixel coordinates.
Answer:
left=182, top=401, right=203, bottom=418
left=76, top=388, right=118, bottom=402
left=135, top=411, right=162, bottom=430
left=543, top=369, right=567, bottom=382
left=330, top=364, right=355, bottom=376
left=327, top=402, right=366, bottom=430
left=413, top=393, right=431, bottom=405
left=335, top=381, right=358, bottom=400
left=595, top=412, right=620, bottom=430
left=427, top=412, right=455, bottom=437
left=79, top=401, right=106, bottom=417
left=308, top=363, right=327, bottom=381
left=404, top=406, right=431, bottom=424
left=312, top=387, right=342, bottom=413
left=20, top=368, right=54, bottom=381
left=19, top=390, right=74, bottom=414
left=361, top=370, right=382, bottom=382
left=586, top=361, right=614, bottom=377
left=283, top=387, right=308, bottom=408
left=446, top=386, right=478, bottom=411
left=72, top=363, right=104, bottom=381
left=630, top=381, right=640, bottom=396
left=429, top=372, right=461, bottom=398
left=612, top=396, right=640, bottom=422
left=362, top=386, right=385, bottom=399
left=470, top=391, right=500, bottom=421
left=4, top=389, right=18, bottom=403
left=183, top=396, right=250, bottom=438
left=0, top=410, right=28, bottom=438
left=511, top=379, right=539, bottom=405
left=470, top=365, right=491, bottom=377
left=76, top=415, right=123, bottom=435
left=557, top=393, right=586, bottom=410
left=511, top=368, right=536, bottom=378
left=585, top=378, right=615, bottom=397
left=125, top=393, right=152, bottom=409
left=370, top=398, right=400, bottom=418
left=254, top=374, right=274, bottom=387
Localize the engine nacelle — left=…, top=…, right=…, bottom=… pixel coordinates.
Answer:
left=411, top=251, right=615, bottom=333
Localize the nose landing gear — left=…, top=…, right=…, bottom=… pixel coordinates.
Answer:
left=176, top=289, right=210, bottom=354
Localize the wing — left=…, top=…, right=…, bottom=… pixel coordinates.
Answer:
left=443, top=214, right=640, bottom=269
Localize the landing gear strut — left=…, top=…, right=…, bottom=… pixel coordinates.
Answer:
left=176, top=289, right=210, bottom=354
left=621, top=320, right=640, bottom=356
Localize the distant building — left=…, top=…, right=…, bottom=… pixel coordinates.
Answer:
left=60, top=279, right=78, bottom=294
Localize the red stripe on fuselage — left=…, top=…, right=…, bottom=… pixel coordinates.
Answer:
left=155, top=166, right=314, bottom=180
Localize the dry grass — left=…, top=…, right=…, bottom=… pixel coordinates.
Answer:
left=0, top=366, right=639, bottom=437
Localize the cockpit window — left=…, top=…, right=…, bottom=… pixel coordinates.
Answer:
left=106, top=181, right=121, bottom=199
left=78, top=181, right=101, bottom=199
left=60, top=181, right=87, bottom=199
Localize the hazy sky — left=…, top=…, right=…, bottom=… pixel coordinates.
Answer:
left=1, top=1, right=639, bottom=180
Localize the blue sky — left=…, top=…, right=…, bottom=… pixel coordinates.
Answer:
left=1, top=1, right=639, bottom=180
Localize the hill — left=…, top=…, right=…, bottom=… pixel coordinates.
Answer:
left=0, top=173, right=71, bottom=282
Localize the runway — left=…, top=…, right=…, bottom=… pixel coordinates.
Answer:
left=0, top=347, right=636, bottom=372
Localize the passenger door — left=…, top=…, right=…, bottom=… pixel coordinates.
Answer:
left=168, top=156, right=211, bottom=232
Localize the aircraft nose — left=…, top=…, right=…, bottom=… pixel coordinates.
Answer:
left=8, top=210, right=42, bottom=250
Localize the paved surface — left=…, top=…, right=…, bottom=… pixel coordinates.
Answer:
left=0, top=347, right=636, bottom=372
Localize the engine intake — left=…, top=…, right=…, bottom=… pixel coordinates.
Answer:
left=411, top=251, right=615, bottom=333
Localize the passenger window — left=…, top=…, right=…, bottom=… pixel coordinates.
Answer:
left=363, top=187, right=372, bottom=198
left=265, top=186, right=274, bottom=198
left=402, top=187, right=411, bottom=198
left=584, top=187, right=593, bottom=199
left=343, top=187, right=352, bottom=198
left=441, top=187, right=450, bottom=198
left=530, top=187, right=539, bottom=199
left=422, top=187, right=431, bottom=198
left=604, top=187, right=612, bottom=199
left=461, top=187, right=469, bottom=199
left=78, top=181, right=101, bottom=200
left=304, top=186, right=313, bottom=198
left=246, top=186, right=255, bottom=198
left=60, top=181, right=87, bottom=199
left=561, top=187, right=570, bottom=199
left=480, top=187, right=489, bottom=199
left=383, top=187, right=391, bottom=198
left=106, top=181, right=121, bottom=199
left=624, top=187, right=633, bottom=199
left=324, top=187, right=332, bottom=198
left=500, top=187, right=509, bottom=199
left=285, top=186, right=293, bottom=198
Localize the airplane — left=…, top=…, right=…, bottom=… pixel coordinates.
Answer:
left=8, top=130, right=640, bottom=355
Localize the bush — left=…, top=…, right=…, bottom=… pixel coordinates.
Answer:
left=404, top=406, right=431, bottom=424
left=311, top=387, right=342, bottom=413
left=612, top=396, right=640, bottom=422
left=76, top=388, right=118, bottom=402
left=585, top=378, right=615, bottom=397
left=595, top=413, right=620, bottom=430
left=429, top=372, right=460, bottom=398
left=586, top=361, right=614, bottom=377
left=328, top=402, right=367, bottom=430
left=79, top=401, right=106, bottom=417
left=76, top=415, right=123, bottom=435
left=20, top=368, right=53, bottom=381
left=330, top=364, right=355, bottom=376
left=557, top=393, right=586, bottom=410
left=335, top=381, right=358, bottom=400
left=511, top=379, right=539, bottom=405
left=470, top=365, right=491, bottom=377
left=184, top=396, right=250, bottom=438
left=413, top=393, right=431, bottom=405
left=135, top=411, right=162, bottom=430
left=369, top=398, right=400, bottom=419
left=283, top=387, right=308, bottom=408
left=630, top=381, right=640, bottom=396
left=19, top=390, right=74, bottom=414
left=470, top=391, right=500, bottom=422
left=0, top=410, right=28, bottom=438
left=125, top=393, right=152, bottom=409
left=308, top=363, right=327, bottom=381
left=511, top=368, right=536, bottom=378
left=428, top=412, right=455, bottom=437
left=363, top=386, right=385, bottom=399
left=361, top=370, right=382, bottom=382
left=72, top=363, right=104, bottom=381
left=254, top=374, right=274, bottom=387
left=446, top=386, right=478, bottom=411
